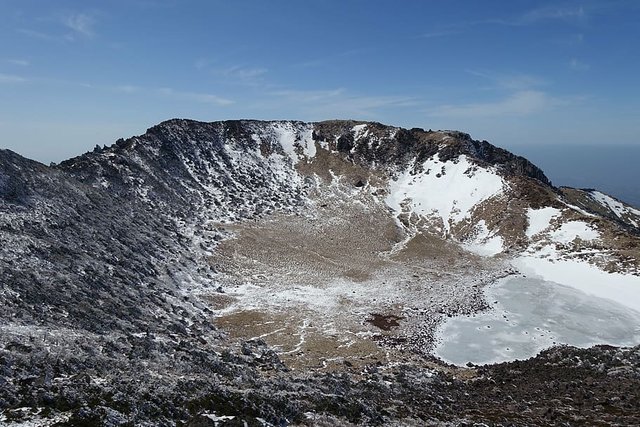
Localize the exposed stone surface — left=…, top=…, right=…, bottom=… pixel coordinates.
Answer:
left=2, top=332, right=639, bottom=425
left=1, top=119, right=639, bottom=425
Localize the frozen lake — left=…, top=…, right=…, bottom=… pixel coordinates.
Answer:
left=434, top=275, right=640, bottom=366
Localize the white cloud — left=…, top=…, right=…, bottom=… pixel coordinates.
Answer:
left=222, top=65, right=268, bottom=80
left=522, top=5, right=586, bottom=23
left=419, top=30, right=457, bottom=39
left=7, top=59, right=30, bottom=66
left=466, top=70, right=546, bottom=91
left=207, top=64, right=269, bottom=85
left=194, top=58, right=211, bottom=70
left=445, top=5, right=589, bottom=29
left=570, top=58, right=591, bottom=71
left=157, top=87, right=233, bottom=106
left=64, top=13, right=96, bottom=38
left=17, top=12, right=98, bottom=42
left=269, top=88, right=346, bottom=102
left=115, top=85, right=140, bottom=93
left=267, top=88, right=418, bottom=119
left=195, top=60, right=269, bottom=85
left=0, top=73, right=26, bottom=83
left=294, top=47, right=375, bottom=69
left=428, top=90, right=565, bottom=118
left=18, top=28, right=59, bottom=41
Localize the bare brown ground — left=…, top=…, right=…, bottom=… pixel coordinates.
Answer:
left=205, top=177, right=506, bottom=371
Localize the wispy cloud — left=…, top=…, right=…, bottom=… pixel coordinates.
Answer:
left=13, top=75, right=234, bottom=107
left=195, top=59, right=268, bottom=85
left=130, top=0, right=181, bottom=10
left=521, top=5, right=586, bottom=24
left=157, top=87, right=233, bottom=106
left=427, top=90, right=570, bottom=118
left=466, top=70, right=546, bottom=91
left=194, top=58, right=211, bottom=70
left=0, top=73, right=27, bottom=84
left=430, top=4, right=590, bottom=33
left=418, top=30, right=458, bottom=39
left=63, top=13, right=96, bottom=38
left=6, top=59, right=30, bottom=66
left=554, top=32, right=585, bottom=47
left=482, top=5, right=588, bottom=27
left=114, top=85, right=140, bottom=93
left=569, top=58, right=591, bottom=71
left=18, top=11, right=98, bottom=42
left=294, top=47, right=376, bottom=69
left=269, top=88, right=346, bottom=102
left=267, top=88, right=418, bottom=118
left=429, top=67, right=580, bottom=119
left=18, top=28, right=61, bottom=42
left=218, top=65, right=268, bottom=81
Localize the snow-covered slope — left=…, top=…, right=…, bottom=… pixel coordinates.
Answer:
left=590, top=190, right=640, bottom=228
left=386, top=154, right=506, bottom=235
left=0, top=148, right=216, bottom=335
left=59, top=120, right=312, bottom=223
left=61, top=121, right=640, bottom=323
left=51, top=119, right=640, bottom=311
left=3, top=118, right=637, bottom=325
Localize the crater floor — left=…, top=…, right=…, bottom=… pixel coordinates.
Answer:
left=206, top=180, right=505, bottom=370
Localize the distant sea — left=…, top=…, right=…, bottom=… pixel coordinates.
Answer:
left=510, top=145, right=640, bottom=208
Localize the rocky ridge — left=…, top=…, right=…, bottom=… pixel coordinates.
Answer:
left=1, top=119, right=640, bottom=425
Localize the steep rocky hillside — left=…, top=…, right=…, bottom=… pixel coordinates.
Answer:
left=1, top=119, right=639, bottom=425
left=0, top=148, right=216, bottom=334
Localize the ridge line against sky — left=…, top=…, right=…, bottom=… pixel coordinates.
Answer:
left=1, top=0, right=639, bottom=167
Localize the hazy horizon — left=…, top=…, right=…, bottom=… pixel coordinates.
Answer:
left=514, top=144, right=640, bottom=208
left=3, top=118, right=638, bottom=208
left=2, top=0, right=639, bottom=205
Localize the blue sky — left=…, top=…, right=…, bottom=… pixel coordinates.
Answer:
left=1, top=0, right=640, bottom=167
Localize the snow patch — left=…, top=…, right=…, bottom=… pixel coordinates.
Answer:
left=550, top=221, right=599, bottom=244
left=591, top=190, right=640, bottom=216
left=561, top=201, right=597, bottom=217
left=590, top=190, right=640, bottom=227
left=0, top=408, right=72, bottom=426
left=386, top=155, right=505, bottom=233
left=352, top=124, right=369, bottom=139
left=526, top=207, right=561, bottom=238
left=271, top=122, right=316, bottom=161
left=462, top=220, right=503, bottom=256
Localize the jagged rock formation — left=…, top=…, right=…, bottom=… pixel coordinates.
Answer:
left=58, top=120, right=309, bottom=221
left=1, top=119, right=639, bottom=425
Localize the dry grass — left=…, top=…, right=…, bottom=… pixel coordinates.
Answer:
left=205, top=175, right=505, bottom=371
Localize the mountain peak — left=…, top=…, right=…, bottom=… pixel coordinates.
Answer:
left=2, top=117, right=639, bottom=425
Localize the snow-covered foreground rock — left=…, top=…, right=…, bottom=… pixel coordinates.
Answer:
left=1, top=118, right=639, bottom=425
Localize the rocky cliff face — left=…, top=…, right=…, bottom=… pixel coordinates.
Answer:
left=0, top=147, right=222, bottom=337
left=57, top=119, right=552, bottom=218
left=58, top=120, right=309, bottom=221
left=1, top=119, right=640, bottom=426
left=51, top=119, right=568, bottom=255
